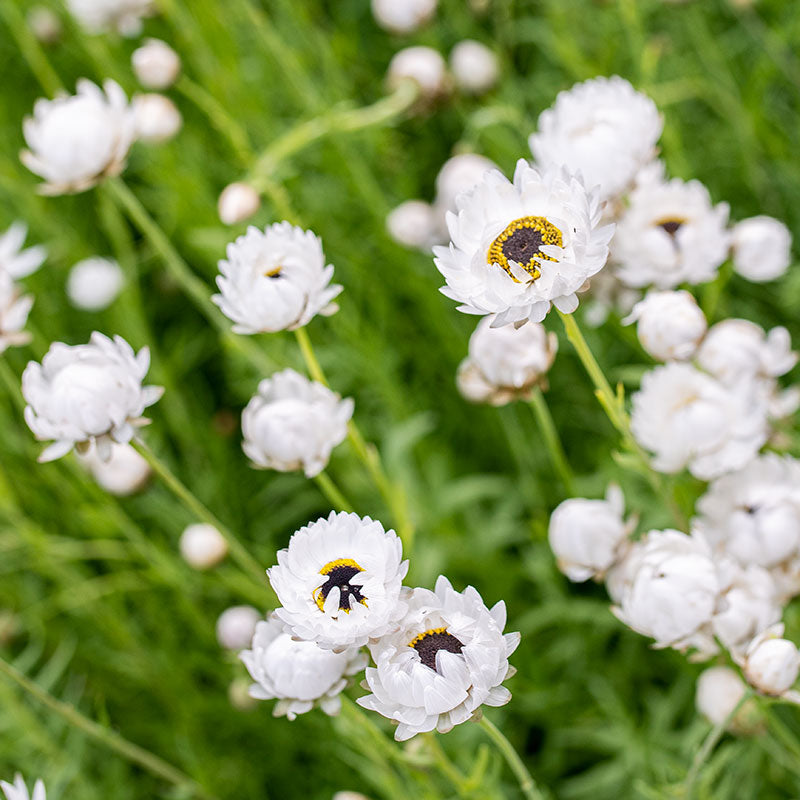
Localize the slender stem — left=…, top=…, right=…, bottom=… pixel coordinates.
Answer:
left=294, top=327, right=328, bottom=385
left=0, top=654, right=218, bottom=800
left=684, top=689, right=752, bottom=798
left=479, top=716, right=545, bottom=800
left=313, top=471, right=354, bottom=512
left=528, top=389, right=575, bottom=496
left=132, top=439, right=267, bottom=590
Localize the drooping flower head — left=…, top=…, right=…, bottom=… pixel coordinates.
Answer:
left=22, top=332, right=163, bottom=462
left=358, top=576, right=519, bottom=740
left=434, top=160, right=614, bottom=326
left=241, top=369, right=353, bottom=478
left=0, top=222, right=46, bottom=279
left=21, top=79, right=135, bottom=195
left=65, top=0, right=154, bottom=36
left=268, top=512, right=408, bottom=651
left=213, top=222, right=342, bottom=334
left=0, top=775, right=45, bottom=800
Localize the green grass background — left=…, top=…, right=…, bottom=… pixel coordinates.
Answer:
left=1, top=0, right=800, bottom=797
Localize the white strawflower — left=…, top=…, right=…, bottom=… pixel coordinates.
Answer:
left=731, top=215, right=792, bottom=283
left=179, top=523, right=228, bottom=570
left=612, top=163, right=730, bottom=289
left=548, top=485, right=634, bottom=582
left=386, top=47, right=448, bottom=103
left=77, top=441, right=150, bottom=496
left=0, top=775, right=45, bottom=800
left=386, top=200, right=437, bottom=250
left=529, top=76, right=662, bottom=201
left=0, top=222, right=47, bottom=280
left=696, top=666, right=748, bottom=726
left=241, top=615, right=367, bottom=720
left=694, top=454, right=800, bottom=570
left=21, top=79, right=135, bottom=195
left=450, top=40, right=499, bottom=95
left=622, top=290, right=706, bottom=362
left=357, top=576, right=519, bottom=740
left=741, top=624, right=800, bottom=699
left=371, top=0, right=436, bottom=33
left=218, top=182, right=261, bottom=226
left=0, top=274, right=34, bottom=355
left=65, top=0, right=154, bottom=35
left=457, top=315, right=558, bottom=405
left=241, top=369, right=353, bottom=478
left=434, top=160, right=614, bottom=327
left=213, top=222, right=342, bottom=334
left=22, top=332, right=163, bottom=463
left=216, top=605, right=261, bottom=650
left=133, top=93, right=182, bottom=143
left=66, top=257, right=124, bottom=310
left=612, top=530, right=718, bottom=650
left=630, top=362, right=768, bottom=480
left=132, top=38, right=181, bottom=89
left=268, top=511, right=408, bottom=651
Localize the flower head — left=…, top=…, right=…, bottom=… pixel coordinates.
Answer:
left=216, top=605, right=261, bottom=650
left=695, top=666, right=752, bottom=729
left=739, top=624, right=800, bottom=699
left=0, top=273, right=34, bottom=355
left=0, top=776, right=44, bottom=800
left=133, top=93, right=182, bottom=143
left=0, top=222, right=46, bottom=279
left=66, top=257, right=124, bottom=311
left=218, top=182, right=261, bottom=226
left=386, top=46, right=449, bottom=105
left=529, top=76, right=662, bottom=202
left=357, top=576, right=519, bottom=740
left=179, top=523, right=228, bottom=570
left=132, top=38, right=181, bottom=89
left=77, top=441, right=150, bottom=496
left=268, top=512, right=408, bottom=651
left=21, top=79, right=135, bottom=195
left=213, top=223, right=342, bottom=334
left=731, top=215, right=792, bottom=283
left=434, top=160, right=614, bottom=326
left=371, top=0, right=436, bottom=33
left=241, top=369, right=353, bottom=478
left=241, top=615, right=367, bottom=720
left=65, top=0, right=154, bottom=35
left=450, top=40, right=499, bottom=95
left=22, top=332, right=163, bottom=462
left=386, top=200, right=437, bottom=250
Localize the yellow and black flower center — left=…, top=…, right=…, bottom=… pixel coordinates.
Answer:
left=263, top=266, right=282, bottom=279
left=655, top=218, right=685, bottom=236
left=488, top=216, right=563, bottom=282
left=409, top=627, right=464, bottom=671
left=315, top=558, right=367, bottom=612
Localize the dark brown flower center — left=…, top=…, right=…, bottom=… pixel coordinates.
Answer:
left=409, top=627, right=464, bottom=671
left=656, top=218, right=685, bottom=236
left=488, top=216, right=563, bottom=282
left=315, top=558, right=366, bottom=612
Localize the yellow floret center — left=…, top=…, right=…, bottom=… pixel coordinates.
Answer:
left=487, top=216, right=563, bottom=282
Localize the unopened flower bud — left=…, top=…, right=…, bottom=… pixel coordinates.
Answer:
left=67, top=257, right=124, bottom=311
left=216, top=605, right=261, bottom=650
left=132, top=38, right=181, bottom=89
left=133, top=94, right=182, bottom=143
left=696, top=667, right=752, bottom=728
left=450, top=40, right=499, bottom=95
left=179, top=523, right=228, bottom=570
left=386, top=47, right=448, bottom=105
left=371, top=0, right=436, bottom=34
left=386, top=200, right=436, bottom=250
left=731, top=215, right=792, bottom=283
left=743, top=625, right=800, bottom=696
left=77, top=442, right=151, bottom=496
left=218, top=182, right=261, bottom=225
left=28, top=6, right=62, bottom=44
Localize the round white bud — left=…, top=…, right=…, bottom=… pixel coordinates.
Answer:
left=371, top=0, right=436, bottom=34
left=132, top=39, right=181, bottom=90
left=66, top=257, right=124, bottom=311
left=179, top=523, right=228, bottom=570
left=386, top=200, right=436, bottom=250
left=216, top=605, right=261, bottom=650
left=696, top=666, right=747, bottom=726
left=450, top=40, right=499, bottom=95
left=133, top=94, right=182, bottom=143
left=217, top=183, right=261, bottom=226
left=744, top=627, right=800, bottom=696
left=386, top=46, right=448, bottom=103
left=731, top=215, right=792, bottom=283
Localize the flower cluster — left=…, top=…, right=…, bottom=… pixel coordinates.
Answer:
left=238, top=511, right=519, bottom=739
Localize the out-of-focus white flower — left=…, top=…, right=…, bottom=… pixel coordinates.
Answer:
left=612, top=163, right=730, bottom=289
left=0, top=274, right=34, bottom=355
left=133, top=93, right=182, bottom=143
left=179, top=523, right=228, bottom=570
left=740, top=624, right=800, bottom=699
left=583, top=267, right=640, bottom=327
left=386, top=200, right=437, bottom=250
left=0, top=775, right=45, bottom=800
left=218, top=182, right=261, bottom=226
left=66, top=256, right=124, bottom=311
left=630, top=362, right=768, bottom=480
left=386, top=47, right=448, bottom=103
left=548, top=485, right=634, bottom=582
left=431, top=153, right=498, bottom=241
left=21, top=79, right=135, bottom=195
left=132, top=38, right=181, bottom=89
left=731, top=216, right=792, bottom=283
left=216, top=605, right=261, bottom=650
left=213, top=222, right=342, bottom=334
left=622, top=290, right=707, bottom=361
left=434, top=159, right=614, bottom=327
left=268, top=511, right=407, bottom=651
left=65, top=0, right=154, bottom=36
left=529, top=76, right=662, bottom=202
left=28, top=6, right=62, bottom=43
left=241, top=369, right=353, bottom=478
left=612, top=529, right=719, bottom=650
left=358, top=576, right=519, bottom=740
left=450, top=40, right=499, bottom=95
left=22, top=332, right=163, bottom=462
left=457, top=315, right=558, bottom=405
left=333, top=793, right=372, bottom=800
left=696, top=666, right=748, bottom=727
left=0, top=222, right=46, bottom=280
left=77, top=441, right=150, bottom=495
left=371, top=0, right=436, bottom=33
left=241, top=615, right=367, bottom=720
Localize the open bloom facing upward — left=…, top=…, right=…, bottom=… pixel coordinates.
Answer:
left=358, top=576, right=519, bottom=740
left=21, top=79, right=135, bottom=195
left=241, top=369, right=353, bottom=478
left=0, top=775, right=45, bottom=800
left=268, top=512, right=408, bottom=651
left=22, top=332, right=163, bottom=462
left=66, top=0, right=154, bottom=35
left=241, top=615, right=367, bottom=720
left=213, top=222, right=342, bottom=334
left=0, top=222, right=46, bottom=279
left=529, top=76, right=662, bottom=202
left=434, top=160, right=614, bottom=327
left=731, top=215, right=792, bottom=283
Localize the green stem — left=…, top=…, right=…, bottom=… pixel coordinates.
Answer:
left=313, top=471, right=354, bottom=512
left=479, top=716, right=545, bottom=800
left=132, top=439, right=267, bottom=590
left=0, top=654, right=218, bottom=800
left=529, top=388, right=575, bottom=496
